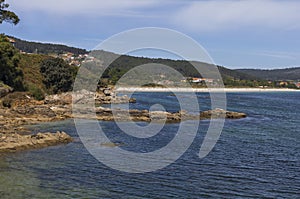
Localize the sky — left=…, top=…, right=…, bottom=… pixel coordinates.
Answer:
left=1, top=0, right=300, bottom=69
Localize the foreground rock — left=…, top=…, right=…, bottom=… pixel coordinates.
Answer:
left=0, top=131, right=73, bottom=153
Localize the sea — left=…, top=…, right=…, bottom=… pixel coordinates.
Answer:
left=0, top=92, right=299, bottom=198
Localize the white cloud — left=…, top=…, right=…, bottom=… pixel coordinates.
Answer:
left=12, top=0, right=300, bottom=32
left=255, top=51, right=300, bottom=60
left=173, top=0, right=300, bottom=32
left=9, top=0, right=160, bottom=17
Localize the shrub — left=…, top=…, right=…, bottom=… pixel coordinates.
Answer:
left=0, top=34, right=24, bottom=90
left=27, top=84, right=45, bottom=100
left=40, top=58, right=77, bottom=94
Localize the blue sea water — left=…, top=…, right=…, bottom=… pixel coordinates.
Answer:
left=0, top=92, right=299, bottom=198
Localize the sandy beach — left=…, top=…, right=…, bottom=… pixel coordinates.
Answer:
left=115, top=87, right=300, bottom=93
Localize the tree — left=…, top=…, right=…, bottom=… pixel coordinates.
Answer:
left=0, top=34, right=24, bottom=90
left=40, top=58, right=77, bottom=94
left=0, top=0, right=19, bottom=25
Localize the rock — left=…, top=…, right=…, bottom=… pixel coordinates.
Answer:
left=12, top=105, right=56, bottom=117
left=149, top=111, right=168, bottom=120
left=129, top=98, right=137, bottom=103
left=100, top=142, right=124, bottom=147
left=1, top=92, right=37, bottom=108
left=95, top=93, right=136, bottom=104
left=200, top=108, right=247, bottom=119
left=45, top=92, right=73, bottom=105
left=225, top=111, right=247, bottom=119
left=0, top=90, right=247, bottom=151
left=94, top=107, right=246, bottom=122
left=103, top=89, right=112, bottom=96
left=0, top=83, right=13, bottom=98
left=45, top=89, right=136, bottom=105
left=0, top=131, right=73, bottom=153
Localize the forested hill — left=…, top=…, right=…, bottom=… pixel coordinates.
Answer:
left=237, top=68, right=300, bottom=81
left=218, top=66, right=257, bottom=80
left=9, top=36, right=88, bottom=55
left=89, top=50, right=256, bottom=82
left=7, top=35, right=298, bottom=82
left=6, top=35, right=254, bottom=82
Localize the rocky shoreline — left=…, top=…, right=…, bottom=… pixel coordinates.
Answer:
left=0, top=131, right=73, bottom=153
left=89, top=107, right=246, bottom=122
left=0, top=89, right=246, bottom=153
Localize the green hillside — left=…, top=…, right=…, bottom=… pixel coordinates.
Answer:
left=237, top=68, right=300, bottom=81
left=18, top=53, right=50, bottom=91
left=9, top=37, right=254, bottom=82
left=1, top=35, right=78, bottom=100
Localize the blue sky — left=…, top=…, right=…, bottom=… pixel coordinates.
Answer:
left=1, top=0, right=300, bottom=69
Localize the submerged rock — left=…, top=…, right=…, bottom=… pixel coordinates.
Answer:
left=100, top=142, right=124, bottom=148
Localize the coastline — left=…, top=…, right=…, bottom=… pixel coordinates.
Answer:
left=0, top=87, right=295, bottom=153
left=115, top=87, right=300, bottom=93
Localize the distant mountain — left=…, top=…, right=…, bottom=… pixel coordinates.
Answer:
left=237, top=68, right=300, bottom=81
left=9, top=36, right=88, bottom=55
left=6, top=36, right=256, bottom=81
left=89, top=50, right=255, bottom=82
left=218, top=66, right=257, bottom=80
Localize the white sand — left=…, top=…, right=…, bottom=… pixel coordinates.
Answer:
left=115, top=87, right=300, bottom=93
